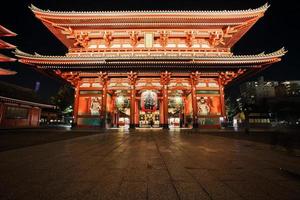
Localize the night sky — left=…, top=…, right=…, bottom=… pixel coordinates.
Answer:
left=0, top=0, right=299, bottom=101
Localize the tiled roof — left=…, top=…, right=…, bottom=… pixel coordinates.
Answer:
left=15, top=48, right=286, bottom=68
left=30, top=4, right=269, bottom=16
left=0, top=96, right=56, bottom=108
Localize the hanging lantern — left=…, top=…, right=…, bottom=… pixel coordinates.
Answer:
left=174, top=96, right=183, bottom=109
left=141, top=90, right=157, bottom=112
left=115, top=96, right=129, bottom=112
left=168, top=96, right=183, bottom=114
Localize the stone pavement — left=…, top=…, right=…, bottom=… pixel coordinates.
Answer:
left=0, top=130, right=300, bottom=200
left=0, top=127, right=99, bottom=152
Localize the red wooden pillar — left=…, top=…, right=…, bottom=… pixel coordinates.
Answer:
left=134, top=99, right=139, bottom=126
left=160, top=71, right=171, bottom=129
left=73, top=80, right=80, bottom=126
left=102, top=82, right=108, bottom=127
left=159, top=98, right=164, bottom=126
left=112, top=95, right=117, bottom=127
left=190, top=71, right=200, bottom=128
left=183, top=95, right=187, bottom=127
left=191, top=85, right=198, bottom=128
left=129, top=86, right=136, bottom=128
left=98, top=72, right=108, bottom=128
left=162, top=85, right=169, bottom=129
left=128, top=71, right=138, bottom=129
left=218, top=78, right=226, bottom=129
left=218, top=79, right=226, bottom=117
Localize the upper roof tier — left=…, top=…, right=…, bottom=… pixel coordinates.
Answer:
left=30, top=4, right=269, bottom=17
left=29, top=4, right=269, bottom=49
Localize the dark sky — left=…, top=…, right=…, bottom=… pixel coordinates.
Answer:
left=0, top=0, right=299, bottom=100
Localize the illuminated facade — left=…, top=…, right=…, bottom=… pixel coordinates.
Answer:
left=16, top=4, right=286, bottom=128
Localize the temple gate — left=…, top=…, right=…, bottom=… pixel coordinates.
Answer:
left=16, top=4, right=286, bottom=129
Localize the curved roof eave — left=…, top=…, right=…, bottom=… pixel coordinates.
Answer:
left=29, top=3, right=269, bottom=18
left=14, top=47, right=287, bottom=60
left=14, top=47, right=286, bottom=66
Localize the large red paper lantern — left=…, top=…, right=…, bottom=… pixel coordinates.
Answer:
left=141, top=90, right=157, bottom=112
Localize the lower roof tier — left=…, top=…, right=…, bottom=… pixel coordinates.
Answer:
left=15, top=48, right=286, bottom=70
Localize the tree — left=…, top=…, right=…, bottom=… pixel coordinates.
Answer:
left=50, top=85, right=74, bottom=114
left=225, top=97, right=239, bottom=121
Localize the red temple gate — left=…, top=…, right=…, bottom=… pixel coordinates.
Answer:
left=16, top=4, right=286, bottom=129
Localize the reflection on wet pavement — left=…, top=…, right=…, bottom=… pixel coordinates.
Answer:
left=0, top=130, right=299, bottom=200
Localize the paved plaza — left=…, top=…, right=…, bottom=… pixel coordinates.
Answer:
left=0, top=129, right=300, bottom=200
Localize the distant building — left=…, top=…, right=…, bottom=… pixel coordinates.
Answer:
left=237, top=77, right=300, bottom=127
left=0, top=81, right=56, bottom=128
left=240, top=76, right=278, bottom=105
left=0, top=96, right=56, bottom=128
left=275, top=81, right=300, bottom=97
left=240, top=77, right=300, bottom=103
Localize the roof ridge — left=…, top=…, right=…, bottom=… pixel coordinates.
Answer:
left=0, top=96, right=56, bottom=109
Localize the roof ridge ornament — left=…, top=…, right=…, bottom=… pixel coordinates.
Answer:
left=14, top=48, right=33, bottom=57
left=29, top=4, right=42, bottom=12
left=34, top=52, right=42, bottom=56
left=261, top=3, right=270, bottom=10
left=270, top=47, right=287, bottom=56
